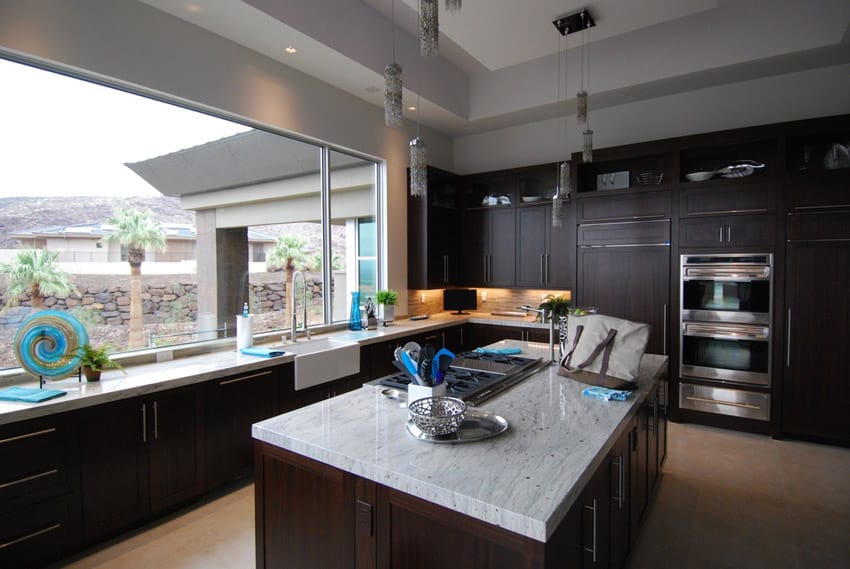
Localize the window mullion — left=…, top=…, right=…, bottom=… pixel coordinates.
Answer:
left=320, top=146, right=332, bottom=326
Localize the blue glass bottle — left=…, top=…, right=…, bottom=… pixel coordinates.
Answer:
left=349, top=291, right=362, bottom=330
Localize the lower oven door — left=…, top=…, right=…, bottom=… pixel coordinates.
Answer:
left=680, top=322, right=770, bottom=386
left=679, top=383, right=770, bottom=421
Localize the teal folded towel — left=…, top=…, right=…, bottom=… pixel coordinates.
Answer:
left=0, top=386, right=67, bottom=403
left=474, top=347, right=523, bottom=355
left=240, top=347, right=287, bottom=358
left=582, top=386, right=634, bottom=402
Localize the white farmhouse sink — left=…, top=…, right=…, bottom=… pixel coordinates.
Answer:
left=283, top=338, right=360, bottom=391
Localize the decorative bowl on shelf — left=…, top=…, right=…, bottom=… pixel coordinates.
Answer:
left=715, top=159, right=765, bottom=178
left=685, top=171, right=714, bottom=182
left=520, top=196, right=544, bottom=203
left=636, top=172, right=664, bottom=185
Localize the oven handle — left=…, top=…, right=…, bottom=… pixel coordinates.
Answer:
left=682, top=326, right=769, bottom=341
left=683, top=267, right=770, bottom=279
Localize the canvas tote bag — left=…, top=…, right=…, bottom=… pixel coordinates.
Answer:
left=558, top=314, right=650, bottom=390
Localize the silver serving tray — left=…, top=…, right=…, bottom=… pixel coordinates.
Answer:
left=406, top=409, right=509, bottom=443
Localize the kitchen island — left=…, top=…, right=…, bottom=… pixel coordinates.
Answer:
left=252, top=341, right=668, bottom=569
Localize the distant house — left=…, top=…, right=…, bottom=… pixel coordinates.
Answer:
left=10, top=222, right=275, bottom=263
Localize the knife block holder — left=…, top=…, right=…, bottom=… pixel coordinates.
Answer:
left=408, top=383, right=447, bottom=406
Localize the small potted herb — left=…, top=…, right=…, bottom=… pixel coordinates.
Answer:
left=79, top=343, right=126, bottom=381
left=539, top=294, right=571, bottom=321
left=375, top=289, right=398, bottom=326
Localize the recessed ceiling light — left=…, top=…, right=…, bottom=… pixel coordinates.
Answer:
left=407, top=106, right=416, bottom=111
left=186, top=3, right=202, bottom=13
left=284, top=46, right=298, bottom=54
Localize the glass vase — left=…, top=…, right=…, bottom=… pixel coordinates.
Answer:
left=349, top=291, right=362, bottom=331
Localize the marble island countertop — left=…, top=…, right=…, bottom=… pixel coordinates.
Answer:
left=253, top=341, right=668, bottom=542
left=0, top=311, right=546, bottom=425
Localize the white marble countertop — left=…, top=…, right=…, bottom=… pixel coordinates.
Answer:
left=0, top=312, right=547, bottom=426
left=253, top=340, right=668, bottom=543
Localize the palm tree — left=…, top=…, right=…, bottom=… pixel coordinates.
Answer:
left=102, top=209, right=166, bottom=348
left=0, top=249, right=77, bottom=310
left=266, top=235, right=309, bottom=327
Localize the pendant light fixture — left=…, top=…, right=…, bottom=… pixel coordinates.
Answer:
left=384, top=0, right=403, bottom=127
left=410, top=4, right=427, bottom=198
left=419, top=0, right=439, bottom=56
left=579, top=10, right=594, bottom=163
left=551, top=29, right=569, bottom=228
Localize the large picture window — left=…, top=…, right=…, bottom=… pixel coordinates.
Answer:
left=0, top=58, right=381, bottom=369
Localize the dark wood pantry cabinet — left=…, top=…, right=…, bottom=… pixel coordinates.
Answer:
left=408, top=167, right=462, bottom=289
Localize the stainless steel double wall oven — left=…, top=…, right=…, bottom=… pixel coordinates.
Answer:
left=679, top=254, right=773, bottom=421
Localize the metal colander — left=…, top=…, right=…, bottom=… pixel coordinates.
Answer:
left=408, top=396, right=467, bottom=436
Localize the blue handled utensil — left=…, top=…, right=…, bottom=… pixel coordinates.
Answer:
left=431, top=348, right=455, bottom=385
left=400, top=350, right=425, bottom=385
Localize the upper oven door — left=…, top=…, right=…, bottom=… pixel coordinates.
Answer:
left=680, top=322, right=771, bottom=386
left=681, top=254, right=772, bottom=324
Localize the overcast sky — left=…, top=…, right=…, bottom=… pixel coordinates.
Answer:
left=0, top=58, right=250, bottom=198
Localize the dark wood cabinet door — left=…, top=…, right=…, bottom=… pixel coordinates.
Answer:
left=577, top=246, right=670, bottom=355
left=549, top=202, right=576, bottom=290
left=426, top=206, right=459, bottom=287
left=646, top=387, right=660, bottom=495
left=147, top=386, right=201, bottom=513
left=578, top=219, right=670, bottom=247
left=577, top=190, right=671, bottom=223
left=725, top=214, right=775, bottom=247
left=784, top=241, right=850, bottom=444
left=461, top=209, right=488, bottom=285
left=629, top=419, right=647, bottom=548
left=0, top=492, right=81, bottom=569
left=517, top=205, right=548, bottom=287
left=578, top=454, right=611, bottom=569
left=79, top=397, right=148, bottom=542
left=489, top=208, right=516, bottom=287
left=680, top=182, right=775, bottom=217
left=679, top=216, right=725, bottom=248
left=204, top=367, right=282, bottom=489
left=609, top=425, right=632, bottom=569
left=408, top=167, right=461, bottom=289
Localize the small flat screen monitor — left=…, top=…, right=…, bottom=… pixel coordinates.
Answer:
left=443, top=289, right=477, bottom=315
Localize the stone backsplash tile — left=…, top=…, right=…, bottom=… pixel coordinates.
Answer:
left=408, top=288, right=571, bottom=317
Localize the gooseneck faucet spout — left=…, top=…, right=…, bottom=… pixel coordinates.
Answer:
left=290, top=270, right=309, bottom=342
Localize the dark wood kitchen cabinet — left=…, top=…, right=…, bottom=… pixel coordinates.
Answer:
left=516, top=203, right=574, bottom=289
left=461, top=207, right=516, bottom=287
left=577, top=245, right=670, bottom=355
left=0, top=413, right=81, bottom=568
left=783, top=211, right=850, bottom=444
left=203, top=365, right=289, bottom=489
left=679, top=182, right=776, bottom=217
left=679, top=213, right=775, bottom=248
left=408, top=167, right=462, bottom=289
left=79, top=385, right=201, bottom=543
left=608, top=420, right=633, bottom=569
left=576, top=189, right=671, bottom=223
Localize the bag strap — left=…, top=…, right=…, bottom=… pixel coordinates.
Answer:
left=576, top=328, right=618, bottom=384
left=560, top=324, right=584, bottom=369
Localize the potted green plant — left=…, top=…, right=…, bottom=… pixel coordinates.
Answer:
left=539, top=294, right=571, bottom=321
left=79, top=343, right=126, bottom=381
left=375, top=289, right=398, bottom=326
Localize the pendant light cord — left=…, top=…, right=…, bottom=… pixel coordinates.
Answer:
left=391, top=0, right=396, bottom=62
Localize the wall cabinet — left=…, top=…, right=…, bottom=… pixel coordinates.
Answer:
left=679, top=182, right=775, bottom=217
left=461, top=207, right=516, bottom=287
left=679, top=213, right=774, bottom=248
left=577, top=190, right=671, bottom=223
left=408, top=167, right=461, bottom=289
left=516, top=204, right=574, bottom=288
left=79, top=386, right=200, bottom=542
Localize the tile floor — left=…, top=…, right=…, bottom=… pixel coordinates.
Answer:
left=58, top=422, right=850, bottom=569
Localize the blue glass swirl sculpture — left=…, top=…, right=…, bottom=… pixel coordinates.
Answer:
left=14, top=310, right=88, bottom=379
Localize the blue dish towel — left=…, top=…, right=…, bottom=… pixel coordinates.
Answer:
left=474, top=347, right=523, bottom=356
left=582, top=386, right=634, bottom=402
left=0, top=386, right=67, bottom=403
left=239, top=347, right=287, bottom=358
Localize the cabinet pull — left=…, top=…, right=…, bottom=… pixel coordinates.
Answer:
left=444, top=255, right=449, bottom=283
left=0, top=468, right=59, bottom=490
left=727, top=225, right=732, bottom=243
left=719, top=226, right=724, bottom=243
left=483, top=256, right=488, bottom=282
left=662, top=303, right=668, bottom=356
left=540, top=254, right=545, bottom=283
left=153, top=401, right=159, bottom=440
left=141, top=403, right=147, bottom=443
left=546, top=253, right=551, bottom=283
left=786, top=308, right=792, bottom=368
left=219, top=370, right=273, bottom=386
left=459, top=327, right=464, bottom=347
left=610, top=456, right=624, bottom=509
left=0, top=523, right=62, bottom=551
left=583, top=498, right=598, bottom=563
left=0, top=427, right=56, bottom=446
left=685, top=395, right=761, bottom=410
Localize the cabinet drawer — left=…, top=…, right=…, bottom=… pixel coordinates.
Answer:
left=679, top=383, right=770, bottom=421
left=787, top=211, right=850, bottom=241
left=680, top=182, right=775, bottom=217
left=577, top=190, right=671, bottom=222
left=0, top=492, right=81, bottom=569
left=786, top=181, right=850, bottom=212
left=0, top=415, right=78, bottom=511
left=578, top=220, right=670, bottom=246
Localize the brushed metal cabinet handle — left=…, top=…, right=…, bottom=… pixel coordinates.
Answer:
left=153, top=401, right=159, bottom=440
left=662, top=303, right=668, bottom=356
left=141, top=403, right=147, bottom=443
left=0, top=427, right=56, bottom=446
left=786, top=308, right=792, bottom=368
left=685, top=395, right=761, bottom=410
left=0, top=468, right=59, bottom=490
left=0, top=523, right=62, bottom=551
left=727, top=225, right=732, bottom=243
left=483, top=255, right=488, bottom=283
left=583, top=498, right=598, bottom=562
left=719, top=225, right=724, bottom=243
left=219, top=370, right=273, bottom=386
left=540, top=254, right=544, bottom=283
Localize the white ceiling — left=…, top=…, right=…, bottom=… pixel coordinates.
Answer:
left=138, top=0, right=850, bottom=136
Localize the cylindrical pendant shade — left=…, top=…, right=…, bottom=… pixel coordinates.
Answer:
left=576, top=90, right=588, bottom=124
left=420, top=0, right=439, bottom=56
left=583, top=129, right=594, bottom=163
left=409, top=136, right=428, bottom=197
left=558, top=161, right=571, bottom=201
left=384, top=62, right=403, bottom=127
